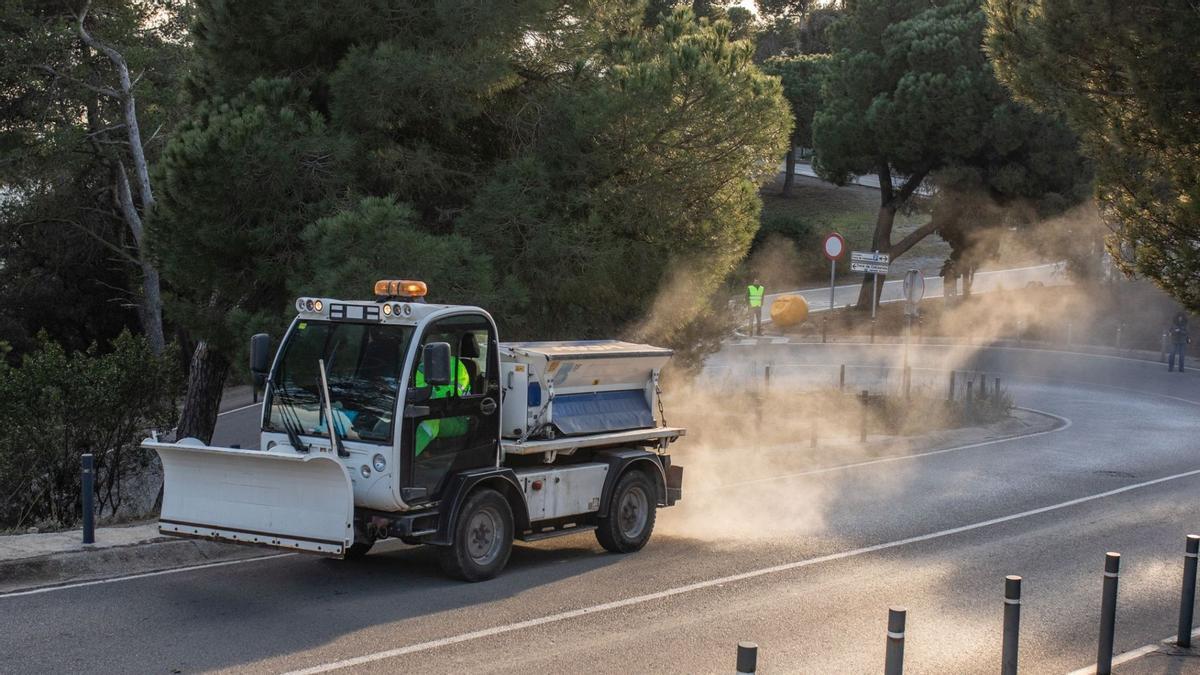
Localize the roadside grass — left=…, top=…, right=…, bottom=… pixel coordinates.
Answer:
left=752, top=173, right=950, bottom=289
left=754, top=170, right=1080, bottom=291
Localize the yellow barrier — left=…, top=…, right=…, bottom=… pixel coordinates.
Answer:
left=770, top=294, right=809, bottom=328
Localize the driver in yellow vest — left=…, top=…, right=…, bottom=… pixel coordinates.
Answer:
left=414, top=355, right=471, bottom=456
left=747, top=278, right=765, bottom=336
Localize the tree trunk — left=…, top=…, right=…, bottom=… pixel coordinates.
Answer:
left=78, top=2, right=165, bottom=355
left=115, top=167, right=166, bottom=354
left=853, top=163, right=932, bottom=310
left=782, top=147, right=796, bottom=196
left=855, top=203, right=897, bottom=309
left=175, top=341, right=230, bottom=444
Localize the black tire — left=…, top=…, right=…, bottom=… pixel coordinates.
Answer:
left=438, top=488, right=514, bottom=582
left=343, top=540, right=374, bottom=560
left=596, top=469, right=657, bottom=553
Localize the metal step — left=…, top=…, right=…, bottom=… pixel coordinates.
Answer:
left=518, top=524, right=596, bottom=542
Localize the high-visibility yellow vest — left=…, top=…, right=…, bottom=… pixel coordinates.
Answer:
left=414, top=358, right=470, bottom=398
left=747, top=284, right=765, bottom=308
left=414, top=358, right=471, bottom=456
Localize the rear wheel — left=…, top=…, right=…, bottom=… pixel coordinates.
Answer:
left=596, top=470, right=656, bottom=553
left=438, top=488, right=513, bottom=581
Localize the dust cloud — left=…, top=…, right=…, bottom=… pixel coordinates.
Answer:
left=634, top=194, right=1190, bottom=544
left=653, top=367, right=983, bottom=543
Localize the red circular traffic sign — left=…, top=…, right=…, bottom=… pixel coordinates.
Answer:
left=823, top=232, right=846, bottom=261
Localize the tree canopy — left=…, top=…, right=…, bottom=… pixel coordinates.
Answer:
left=0, top=0, right=190, bottom=359
left=812, top=0, right=1088, bottom=307
left=762, top=53, right=830, bottom=194
left=986, top=0, right=1200, bottom=311
left=150, top=1, right=790, bottom=440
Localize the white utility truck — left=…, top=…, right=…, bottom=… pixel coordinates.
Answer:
left=143, top=280, right=684, bottom=580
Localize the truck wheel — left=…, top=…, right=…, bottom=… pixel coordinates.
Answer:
left=438, top=488, right=513, bottom=582
left=596, top=469, right=656, bottom=553
left=343, top=541, right=374, bottom=560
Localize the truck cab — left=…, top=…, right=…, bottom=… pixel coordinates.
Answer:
left=145, top=280, right=684, bottom=581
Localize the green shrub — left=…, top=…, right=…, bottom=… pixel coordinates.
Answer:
left=756, top=211, right=816, bottom=247
left=0, top=333, right=178, bottom=530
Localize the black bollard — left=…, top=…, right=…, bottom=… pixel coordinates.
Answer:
left=81, top=453, right=95, bottom=545
left=764, top=364, right=771, bottom=390
left=840, top=364, right=846, bottom=391
left=980, top=375, right=987, bottom=400
left=736, top=642, right=758, bottom=674
left=885, top=607, right=906, bottom=675
left=1179, top=535, right=1200, bottom=647
left=1002, top=576, right=1021, bottom=675
left=995, top=377, right=1001, bottom=397
left=1097, top=552, right=1121, bottom=675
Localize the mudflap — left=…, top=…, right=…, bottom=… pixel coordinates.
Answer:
left=144, top=438, right=354, bottom=557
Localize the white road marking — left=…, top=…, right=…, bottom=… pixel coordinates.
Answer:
left=0, top=553, right=295, bottom=599
left=1065, top=627, right=1200, bottom=675
left=697, top=407, right=1070, bottom=493
left=285, top=466, right=1200, bottom=674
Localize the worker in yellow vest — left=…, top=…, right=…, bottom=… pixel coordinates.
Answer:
left=414, top=356, right=471, bottom=456
left=746, top=278, right=765, bottom=336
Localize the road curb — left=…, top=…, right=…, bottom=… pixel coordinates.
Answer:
left=0, top=536, right=272, bottom=595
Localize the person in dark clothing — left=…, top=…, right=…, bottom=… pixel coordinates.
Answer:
left=1169, top=312, right=1190, bottom=373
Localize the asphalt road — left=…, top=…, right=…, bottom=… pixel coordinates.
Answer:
left=2, top=344, right=1198, bottom=674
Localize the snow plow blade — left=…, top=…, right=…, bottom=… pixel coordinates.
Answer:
left=144, top=438, right=354, bottom=557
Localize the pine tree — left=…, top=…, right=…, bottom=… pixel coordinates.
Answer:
left=987, top=0, right=1200, bottom=311
left=152, top=1, right=791, bottom=441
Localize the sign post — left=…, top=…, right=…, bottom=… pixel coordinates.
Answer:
left=850, top=250, right=891, bottom=320
left=873, top=255, right=883, bottom=319
left=822, top=233, right=846, bottom=342
left=902, top=269, right=925, bottom=368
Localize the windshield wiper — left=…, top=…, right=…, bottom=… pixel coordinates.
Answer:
left=270, top=377, right=310, bottom=453
left=318, top=358, right=350, bottom=458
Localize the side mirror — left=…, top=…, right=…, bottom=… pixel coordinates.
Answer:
left=250, top=333, right=271, bottom=387
left=422, top=342, right=452, bottom=387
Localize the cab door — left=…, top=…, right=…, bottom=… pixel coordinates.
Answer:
left=402, top=313, right=500, bottom=503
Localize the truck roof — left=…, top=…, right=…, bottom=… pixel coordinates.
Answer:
left=501, top=340, right=673, bottom=360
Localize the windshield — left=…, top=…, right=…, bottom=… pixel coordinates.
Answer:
left=265, top=320, right=414, bottom=444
